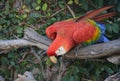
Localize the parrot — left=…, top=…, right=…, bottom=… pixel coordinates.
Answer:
left=46, top=5, right=117, bottom=63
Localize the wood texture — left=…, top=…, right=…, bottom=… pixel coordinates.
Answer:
left=0, top=28, right=120, bottom=64
left=65, top=39, right=120, bottom=59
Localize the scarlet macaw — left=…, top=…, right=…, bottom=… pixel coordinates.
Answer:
left=46, top=5, right=117, bottom=63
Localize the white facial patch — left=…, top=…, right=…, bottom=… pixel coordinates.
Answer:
left=55, top=46, right=67, bottom=56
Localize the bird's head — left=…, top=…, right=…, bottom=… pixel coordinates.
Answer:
left=47, top=36, right=75, bottom=63
left=47, top=45, right=67, bottom=63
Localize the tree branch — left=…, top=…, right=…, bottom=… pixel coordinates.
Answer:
left=0, top=28, right=120, bottom=64
left=0, top=28, right=51, bottom=51
left=65, top=39, right=120, bottom=59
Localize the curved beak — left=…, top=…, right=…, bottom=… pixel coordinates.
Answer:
left=49, top=56, right=57, bottom=63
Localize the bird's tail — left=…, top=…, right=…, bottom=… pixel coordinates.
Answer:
left=76, top=5, right=117, bottom=22
left=92, top=12, right=117, bottom=21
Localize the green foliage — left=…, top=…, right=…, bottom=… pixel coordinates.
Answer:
left=62, top=60, right=119, bottom=81
left=42, top=3, right=48, bottom=11
left=68, top=0, right=74, bottom=5
left=0, top=0, right=120, bottom=81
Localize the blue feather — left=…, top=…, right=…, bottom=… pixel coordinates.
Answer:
left=97, top=22, right=109, bottom=42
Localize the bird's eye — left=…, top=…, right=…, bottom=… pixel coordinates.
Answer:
left=58, top=48, right=61, bottom=51
left=55, top=46, right=67, bottom=56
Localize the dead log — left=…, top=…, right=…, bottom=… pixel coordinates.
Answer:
left=107, top=55, right=120, bottom=65
left=105, top=72, right=120, bottom=81
left=0, top=75, right=5, bottom=81
left=14, top=71, right=37, bottom=81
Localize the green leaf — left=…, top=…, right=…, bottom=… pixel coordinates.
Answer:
left=67, top=0, right=73, bottom=5
left=105, top=33, right=113, bottom=38
left=20, top=60, right=28, bottom=67
left=37, top=0, right=41, bottom=4
left=0, top=25, right=2, bottom=30
left=16, top=27, right=23, bottom=33
left=42, top=3, right=48, bottom=11
left=58, top=1, right=65, bottom=8
left=105, top=24, right=113, bottom=33
left=24, top=0, right=32, bottom=5
left=30, top=13, right=40, bottom=18
left=6, top=21, right=10, bottom=25
left=35, top=6, right=40, bottom=11
left=32, top=3, right=37, bottom=9
left=74, top=0, right=79, bottom=4
left=117, top=4, right=120, bottom=12
left=10, top=61, right=15, bottom=66
left=22, top=14, right=27, bottom=19
left=112, top=23, right=119, bottom=33
left=73, top=66, right=79, bottom=75
left=98, top=0, right=103, bottom=7
left=50, top=17, right=56, bottom=23
left=104, top=66, right=114, bottom=74
left=8, top=53, right=14, bottom=58
left=62, top=75, right=70, bottom=81
left=69, top=76, right=74, bottom=81
left=81, top=0, right=88, bottom=11
left=9, top=14, right=14, bottom=18
left=1, top=57, right=9, bottom=65
left=46, top=57, right=53, bottom=66
left=79, top=67, right=88, bottom=74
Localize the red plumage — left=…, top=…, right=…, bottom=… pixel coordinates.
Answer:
left=46, top=5, right=117, bottom=63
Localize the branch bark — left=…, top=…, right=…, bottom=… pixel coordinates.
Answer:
left=0, top=28, right=51, bottom=51
left=0, top=28, right=120, bottom=64
left=14, top=71, right=37, bottom=81
left=105, top=72, right=120, bottom=81
left=65, top=39, right=120, bottom=59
